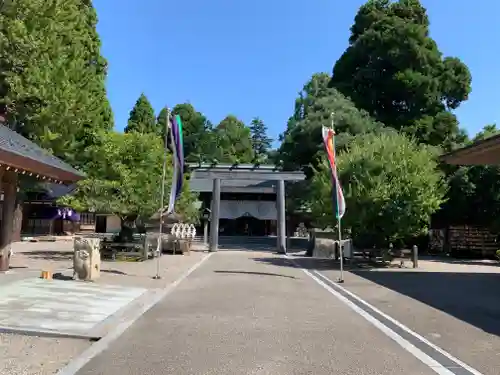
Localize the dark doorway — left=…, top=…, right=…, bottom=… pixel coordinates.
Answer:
left=95, top=215, right=107, bottom=233
left=219, top=216, right=266, bottom=236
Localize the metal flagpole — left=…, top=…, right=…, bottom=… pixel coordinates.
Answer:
left=331, top=112, right=344, bottom=283
left=153, top=107, right=170, bottom=280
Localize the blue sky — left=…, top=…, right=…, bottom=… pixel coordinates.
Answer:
left=94, top=0, right=500, bottom=145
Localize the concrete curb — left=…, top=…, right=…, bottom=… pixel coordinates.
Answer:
left=55, top=251, right=213, bottom=375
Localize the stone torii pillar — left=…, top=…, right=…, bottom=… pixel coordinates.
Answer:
left=209, top=178, right=221, bottom=252
left=276, top=179, right=286, bottom=254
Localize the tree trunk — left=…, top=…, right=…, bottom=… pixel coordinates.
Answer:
left=117, top=215, right=135, bottom=243
left=0, top=171, right=17, bottom=272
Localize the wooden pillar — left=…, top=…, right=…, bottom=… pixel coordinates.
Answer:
left=0, top=170, right=17, bottom=272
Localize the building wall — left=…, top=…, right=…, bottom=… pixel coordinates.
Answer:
left=106, top=215, right=122, bottom=233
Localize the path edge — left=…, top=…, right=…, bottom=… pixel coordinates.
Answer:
left=56, top=252, right=213, bottom=375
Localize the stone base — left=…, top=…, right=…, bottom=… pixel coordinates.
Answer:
left=312, top=238, right=339, bottom=259
left=312, top=238, right=353, bottom=259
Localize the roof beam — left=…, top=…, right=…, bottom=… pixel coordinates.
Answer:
left=191, top=169, right=305, bottom=182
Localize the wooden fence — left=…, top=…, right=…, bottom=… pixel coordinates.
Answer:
left=435, top=226, right=499, bottom=258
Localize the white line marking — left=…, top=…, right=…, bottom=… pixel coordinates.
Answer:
left=56, top=252, right=213, bottom=375
left=295, top=264, right=475, bottom=375
left=312, top=270, right=483, bottom=375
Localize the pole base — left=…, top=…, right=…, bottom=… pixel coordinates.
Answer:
left=152, top=275, right=162, bottom=280
left=337, top=278, right=345, bottom=284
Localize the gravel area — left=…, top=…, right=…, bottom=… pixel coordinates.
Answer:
left=1, top=241, right=210, bottom=374
left=0, top=333, right=91, bottom=375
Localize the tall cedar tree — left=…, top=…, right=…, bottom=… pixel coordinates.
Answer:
left=279, top=73, right=384, bottom=175
left=249, top=117, right=272, bottom=161
left=0, top=0, right=113, bottom=168
left=125, top=93, right=157, bottom=134
left=156, top=104, right=213, bottom=162
left=330, top=0, right=471, bottom=148
left=277, top=73, right=385, bottom=216
left=213, top=115, right=254, bottom=164
left=172, top=103, right=212, bottom=162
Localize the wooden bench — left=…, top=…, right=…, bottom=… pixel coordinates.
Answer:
left=360, top=247, right=417, bottom=268
left=386, top=248, right=413, bottom=268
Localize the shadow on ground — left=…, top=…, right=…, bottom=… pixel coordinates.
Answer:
left=253, top=255, right=500, bottom=337
left=101, top=269, right=128, bottom=275
left=217, top=244, right=304, bottom=253
left=20, top=250, right=73, bottom=261
left=53, top=272, right=73, bottom=281
left=214, top=270, right=296, bottom=279
left=252, top=255, right=387, bottom=271
left=351, top=270, right=500, bottom=337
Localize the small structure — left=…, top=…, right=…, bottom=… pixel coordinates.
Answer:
left=189, top=163, right=306, bottom=253
left=0, top=125, right=84, bottom=271
left=441, top=134, right=500, bottom=165
left=440, top=134, right=500, bottom=257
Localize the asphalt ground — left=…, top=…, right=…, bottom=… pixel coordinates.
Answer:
left=72, top=251, right=489, bottom=375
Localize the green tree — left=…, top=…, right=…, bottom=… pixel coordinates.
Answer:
left=310, top=131, right=446, bottom=248
left=157, top=104, right=215, bottom=163
left=0, top=0, right=113, bottom=167
left=471, top=124, right=498, bottom=142
left=125, top=93, right=156, bottom=134
left=60, top=130, right=199, bottom=234
left=171, top=103, right=212, bottom=162
left=212, top=115, right=254, bottom=164
left=156, top=107, right=169, bottom=142
left=249, top=117, right=272, bottom=161
left=278, top=73, right=384, bottom=175
left=330, top=0, right=471, bottom=147
left=0, top=0, right=112, bottom=268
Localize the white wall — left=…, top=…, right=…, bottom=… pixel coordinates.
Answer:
left=106, top=215, right=121, bottom=233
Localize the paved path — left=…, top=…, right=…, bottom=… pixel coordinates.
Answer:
left=69, top=251, right=463, bottom=375
left=295, top=257, right=497, bottom=375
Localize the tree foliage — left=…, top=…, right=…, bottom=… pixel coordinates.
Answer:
left=330, top=0, right=471, bottom=147
left=279, top=73, right=384, bottom=175
left=211, top=115, right=254, bottom=164
left=310, top=131, right=446, bottom=247
left=249, top=117, right=272, bottom=161
left=0, top=0, right=113, bottom=167
left=171, top=103, right=213, bottom=162
left=156, top=107, right=169, bottom=142
left=125, top=93, right=156, bottom=134
left=59, top=131, right=199, bottom=223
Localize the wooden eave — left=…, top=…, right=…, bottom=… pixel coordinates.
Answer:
left=0, top=125, right=85, bottom=184
left=441, top=134, right=500, bottom=165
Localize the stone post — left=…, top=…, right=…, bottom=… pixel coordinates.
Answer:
left=203, top=219, right=209, bottom=245
left=412, top=245, right=418, bottom=268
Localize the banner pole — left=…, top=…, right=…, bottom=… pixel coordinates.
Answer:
left=153, top=107, right=170, bottom=280
left=331, top=112, right=344, bottom=283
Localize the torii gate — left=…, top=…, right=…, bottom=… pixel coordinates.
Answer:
left=189, top=164, right=305, bottom=253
